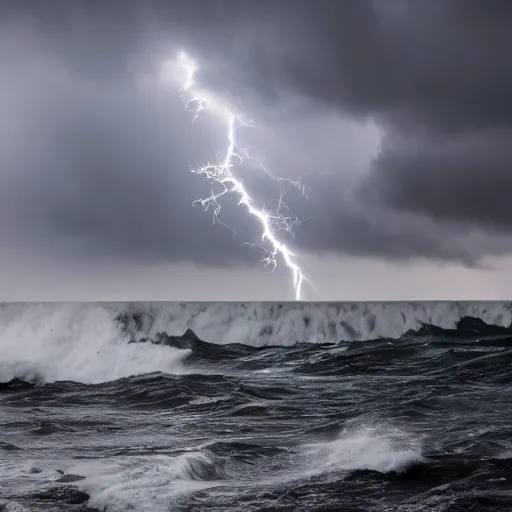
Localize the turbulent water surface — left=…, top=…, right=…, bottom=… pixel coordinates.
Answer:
left=2, top=302, right=512, bottom=511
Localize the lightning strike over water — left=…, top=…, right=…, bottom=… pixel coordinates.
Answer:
left=175, top=51, right=307, bottom=300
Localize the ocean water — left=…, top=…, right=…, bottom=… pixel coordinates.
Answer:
left=1, top=301, right=512, bottom=511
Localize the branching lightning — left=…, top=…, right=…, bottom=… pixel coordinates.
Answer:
left=175, top=51, right=307, bottom=300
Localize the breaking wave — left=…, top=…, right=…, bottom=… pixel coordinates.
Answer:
left=1, top=301, right=512, bottom=384
left=302, top=426, right=423, bottom=475
left=0, top=303, right=190, bottom=385
left=107, top=300, right=511, bottom=344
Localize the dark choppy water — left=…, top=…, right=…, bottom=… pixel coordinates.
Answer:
left=3, top=313, right=512, bottom=511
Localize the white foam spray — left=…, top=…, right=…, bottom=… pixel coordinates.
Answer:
left=302, top=426, right=423, bottom=475
left=0, top=303, right=189, bottom=384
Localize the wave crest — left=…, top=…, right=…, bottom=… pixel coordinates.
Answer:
left=2, top=301, right=512, bottom=384
left=113, top=301, right=512, bottom=345
left=303, top=426, right=423, bottom=475
left=0, top=303, right=189, bottom=384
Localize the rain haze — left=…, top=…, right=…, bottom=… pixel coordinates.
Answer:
left=2, top=0, right=512, bottom=300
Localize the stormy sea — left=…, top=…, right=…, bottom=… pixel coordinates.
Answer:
left=2, top=302, right=512, bottom=511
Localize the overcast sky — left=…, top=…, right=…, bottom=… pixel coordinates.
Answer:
left=2, top=0, right=512, bottom=301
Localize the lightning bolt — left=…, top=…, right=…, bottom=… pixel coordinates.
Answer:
left=174, top=51, right=307, bottom=301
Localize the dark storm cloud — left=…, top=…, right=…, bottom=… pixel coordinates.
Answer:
left=237, top=0, right=512, bottom=252
left=268, top=0, right=512, bottom=132
left=2, top=0, right=512, bottom=268
left=5, top=0, right=512, bottom=127
left=362, top=129, right=512, bottom=231
left=236, top=0, right=512, bottom=239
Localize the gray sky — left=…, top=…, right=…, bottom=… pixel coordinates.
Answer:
left=2, top=0, right=512, bottom=300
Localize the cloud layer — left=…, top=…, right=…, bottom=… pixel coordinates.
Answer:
left=2, top=0, right=512, bottom=272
